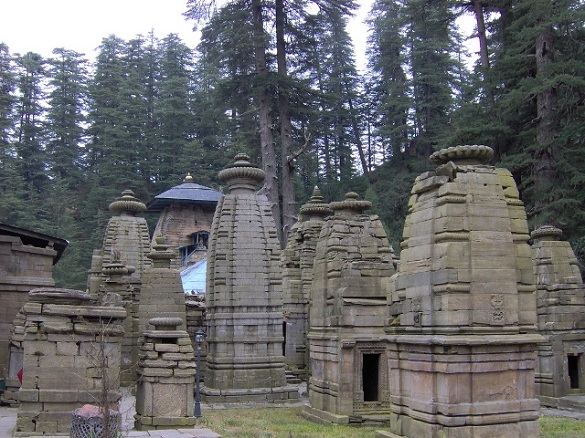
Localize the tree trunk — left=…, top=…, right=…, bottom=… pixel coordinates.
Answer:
left=276, top=0, right=295, bottom=246
left=534, top=21, right=556, bottom=217
left=473, top=0, right=495, bottom=106
left=252, top=0, right=281, bottom=236
left=347, top=97, right=370, bottom=176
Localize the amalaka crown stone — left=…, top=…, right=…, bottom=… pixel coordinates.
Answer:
left=109, top=189, right=147, bottom=215
left=218, top=153, right=266, bottom=192
left=430, top=144, right=494, bottom=165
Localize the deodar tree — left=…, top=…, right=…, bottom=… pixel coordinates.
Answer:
left=185, top=0, right=358, bottom=246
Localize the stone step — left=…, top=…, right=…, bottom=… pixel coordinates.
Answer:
left=557, top=395, right=585, bottom=412
left=285, top=371, right=303, bottom=384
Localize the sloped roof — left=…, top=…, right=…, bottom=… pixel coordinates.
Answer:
left=146, top=174, right=222, bottom=212
left=0, top=222, right=68, bottom=264
left=180, top=259, right=207, bottom=295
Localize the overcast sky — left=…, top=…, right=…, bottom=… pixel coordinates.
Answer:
left=0, top=0, right=372, bottom=70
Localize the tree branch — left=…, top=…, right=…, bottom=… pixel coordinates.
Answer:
left=287, top=131, right=311, bottom=165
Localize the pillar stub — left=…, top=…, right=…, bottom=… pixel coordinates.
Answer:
left=531, top=225, right=563, bottom=242
left=147, top=236, right=174, bottom=268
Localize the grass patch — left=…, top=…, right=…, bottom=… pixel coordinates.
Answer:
left=199, top=407, right=379, bottom=437
left=540, top=416, right=585, bottom=438
left=198, top=407, right=585, bottom=438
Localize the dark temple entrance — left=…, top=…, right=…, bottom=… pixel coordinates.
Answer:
left=363, top=353, right=380, bottom=401
left=568, top=354, right=581, bottom=389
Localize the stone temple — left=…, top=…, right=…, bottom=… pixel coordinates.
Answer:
left=532, top=225, right=585, bottom=407
left=203, top=154, right=299, bottom=403
left=4, top=143, right=585, bottom=437
left=304, top=191, right=397, bottom=424
left=384, top=145, right=542, bottom=437
left=281, top=186, right=332, bottom=381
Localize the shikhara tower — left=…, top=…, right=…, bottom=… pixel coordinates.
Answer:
left=203, top=154, right=298, bottom=403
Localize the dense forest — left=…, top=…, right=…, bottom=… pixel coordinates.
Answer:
left=1, top=0, right=585, bottom=289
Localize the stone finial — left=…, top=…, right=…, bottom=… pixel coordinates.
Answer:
left=149, top=316, right=184, bottom=331
left=531, top=225, right=563, bottom=242
left=102, top=262, right=136, bottom=277
left=330, top=192, right=371, bottom=217
left=102, top=261, right=135, bottom=277
left=147, top=235, right=174, bottom=268
left=300, top=186, right=332, bottom=220
left=218, top=153, right=266, bottom=192
left=108, top=189, right=147, bottom=216
left=430, top=145, right=494, bottom=166
left=184, top=172, right=194, bottom=183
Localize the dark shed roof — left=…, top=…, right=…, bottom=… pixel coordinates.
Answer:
left=146, top=174, right=223, bottom=212
left=0, top=223, right=69, bottom=264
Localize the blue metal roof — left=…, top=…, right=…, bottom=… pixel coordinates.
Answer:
left=147, top=175, right=223, bottom=212
left=180, top=259, right=207, bottom=295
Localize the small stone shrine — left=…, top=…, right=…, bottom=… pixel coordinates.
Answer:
left=15, top=288, right=126, bottom=436
left=531, top=225, right=585, bottom=406
left=203, top=154, right=298, bottom=403
left=304, top=192, right=396, bottom=424
left=281, top=186, right=331, bottom=381
left=135, top=317, right=196, bottom=430
left=101, top=190, right=151, bottom=278
left=137, top=236, right=187, bottom=335
left=385, top=145, right=542, bottom=437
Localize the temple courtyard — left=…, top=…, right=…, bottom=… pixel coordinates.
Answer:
left=2, top=389, right=585, bottom=437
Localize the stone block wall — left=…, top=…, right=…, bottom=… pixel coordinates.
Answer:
left=0, top=234, right=57, bottom=384
left=3, top=310, right=25, bottom=405
left=14, top=288, right=126, bottom=436
left=386, top=337, right=540, bottom=437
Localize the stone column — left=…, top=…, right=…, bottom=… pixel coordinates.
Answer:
left=282, top=186, right=331, bottom=381
left=137, top=236, right=187, bottom=335
left=385, top=145, right=543, bottom=438
left=304, top=192, right=396, bottom=424
left=203, top=154, right=298, bottom=403
left=15, top=288, right=126, bottom=436
left=531, top=225, right=585, bottom=407
left=86, top=249, right=103, bottom=298
left=135, top=317, right=196, bottom=430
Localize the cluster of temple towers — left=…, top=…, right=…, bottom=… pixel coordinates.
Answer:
left=1, top=144, right=585, bottom=437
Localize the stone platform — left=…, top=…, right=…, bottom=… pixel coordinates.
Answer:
left=1, top=387, right=222, bottom=437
